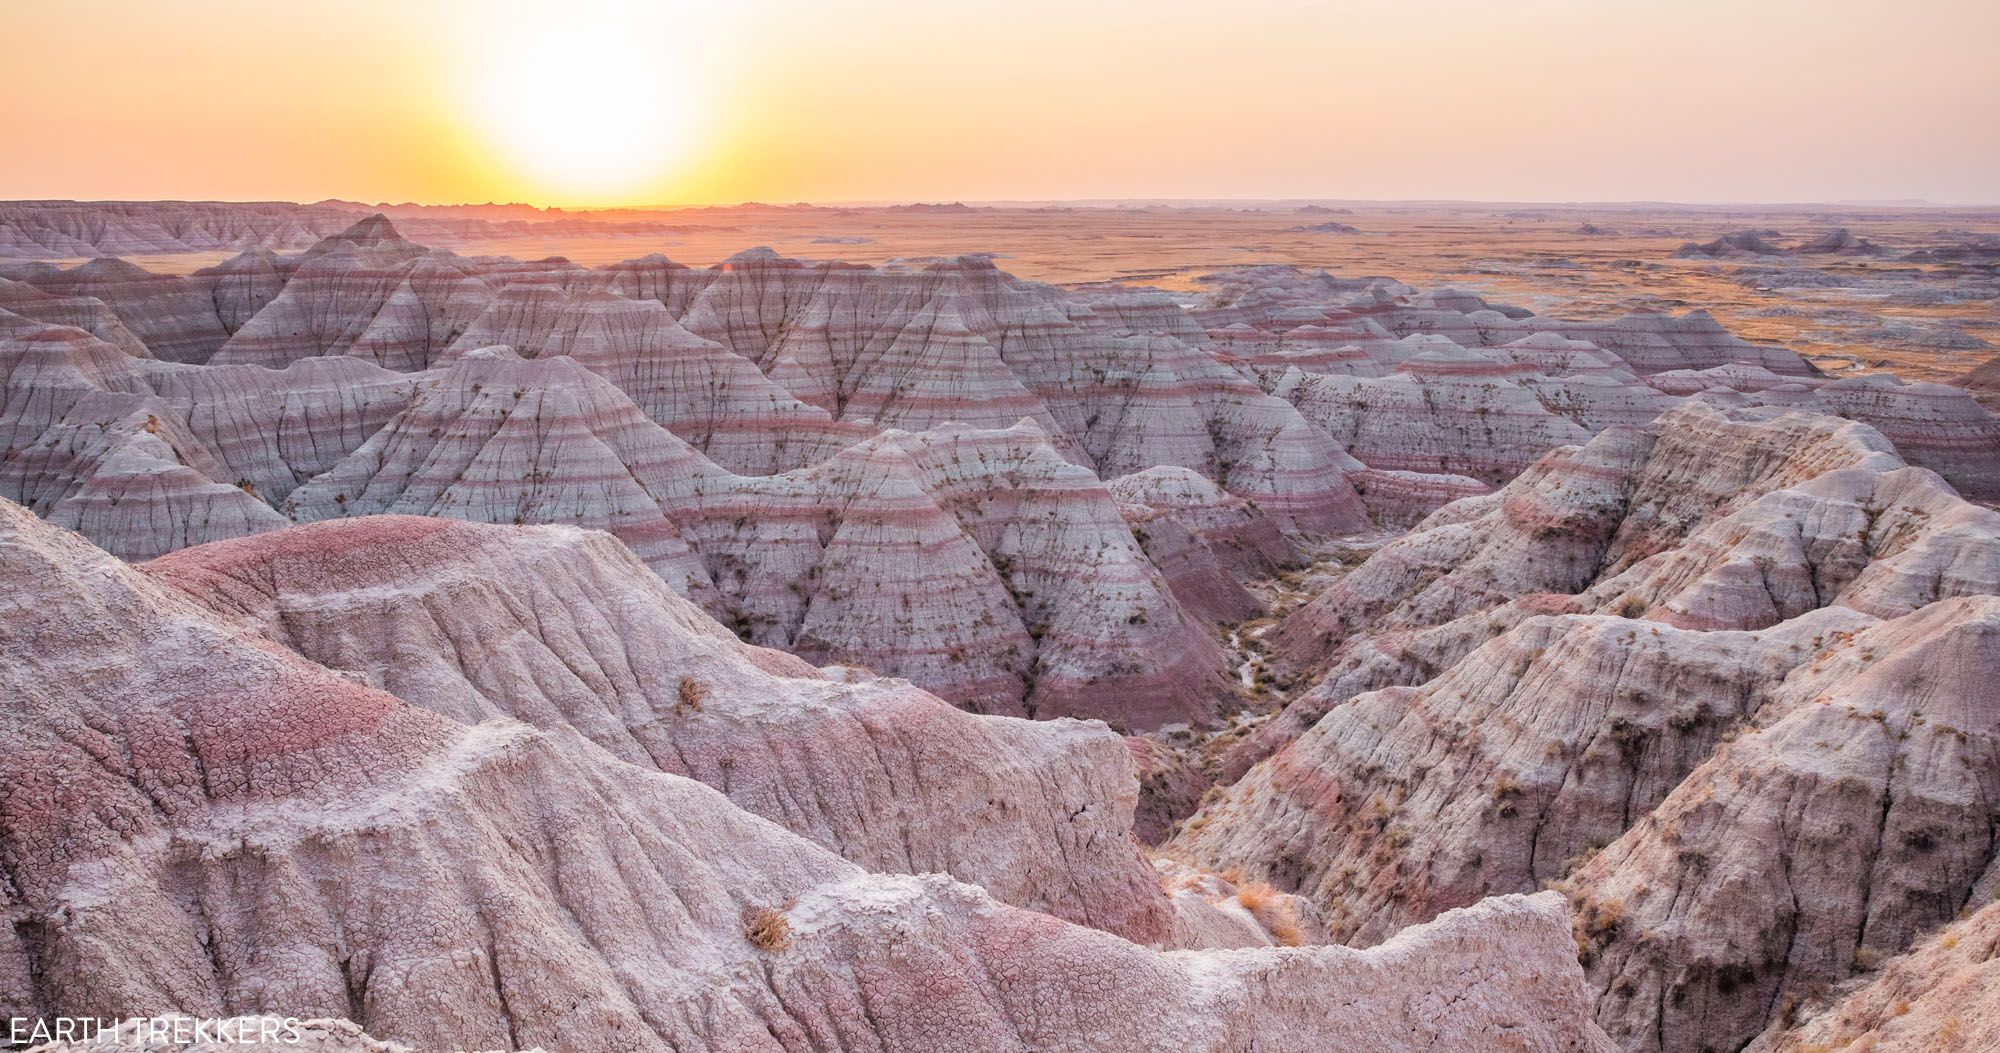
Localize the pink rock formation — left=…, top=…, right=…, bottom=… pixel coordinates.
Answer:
left=1750, top=897, right=2000, bottom=1052
left=1173, top=606, right=1875, bottom=935
left=441, top=282, right=866, bottom=473
left=1811, top=374, right=2000, bottom=501
left=1274, top=404, right=1899, bottom=671
left=14, top=258, right=239, bottom=364
left=0, top=276, right=153, bottom=359
left=279, top=351, right=1228, bottom=726
left=281, top=348, right=724, bottom=596
left=1269, top=361, right=1592, bottom=484
left=208, top=219, right=494, bottom=371
left=0, top=500, right=1613, bottom=1052
left=1568, top=597, right=2000, bottom=1052
left=1110, top=465, right=1302, bottom=622
left=143, top=515, right=1172, bottom=941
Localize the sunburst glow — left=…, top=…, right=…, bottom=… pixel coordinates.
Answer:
left=457, top=2, right=718, bottom=203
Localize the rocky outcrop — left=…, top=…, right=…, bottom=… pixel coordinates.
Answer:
left=1273, top=404, right=1899, bottom=670
left=1170, top=607, right=1876, bottom=945
left=281, top=347, right=724, bottom=595
left=0, top=277, right=153, bottom=359
left=1811, top=374, right=2000, bottom=501
left=1582, top=461, right=2000, bottom=632
left=0, top=500, right=1615, bottom=1052
left=14, top=258, right=240, bottom=364
left=143, top=514, right=1176, bottom=941
left=208, top=220, right=494, bottom=371
left=1270, top=359, right=1592, bottom=485
left=1674, top=230, right=1788, bottom=259
left=1956, top=353, right=2000, bottom=411
left=1567, top=598, right=2000, bottom=1053
left=1110, top=466, right=1302, bottom=621
left=1750, top=897, right=2000, bottom=1052
left=278, top=351, right=1227, bottom=726
left=442, top=283, right=866, bottom=473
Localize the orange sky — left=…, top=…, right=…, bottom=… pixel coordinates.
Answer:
left=5, top=0, right=1997, bottom=207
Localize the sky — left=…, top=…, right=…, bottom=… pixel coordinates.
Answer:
left=5, top=0, right=1997, bottom=207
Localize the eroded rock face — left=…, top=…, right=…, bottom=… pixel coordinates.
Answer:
left=1110, top=465, right=1302, bottom=621
left=1584, top=462, right=2000, bottom=632
left=440, top=283, right=867, bottom=473
left=1272, top=403, right=1901, bottom=672
left=1567, top=597, right=2000, bottom=1053
left=1955, top=352, right=2000, bottom=411
left=143, top=515, right=1172, bottom=941
left=1170, top=403, right=2000, bottom=1051
left=274, top=350, right=1228, bottom=725
left=0, top=501, right=1614, bottom=1053
left=1750, top=897, right=2000, bottom=1052
left=1171, top=608, right=1876, bottom=946
left=1269, top=359, right=1592, bottom=485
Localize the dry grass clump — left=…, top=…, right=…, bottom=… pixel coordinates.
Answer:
left=1234, top=880, right=1277, bottom=914
left=1568, top=892, right=1626, bottom=965
left=1233, top=880, right=1305, bottom=947
left=676, top=676, right=707, bottom=714
left=743, top=905, right=791, bottom=951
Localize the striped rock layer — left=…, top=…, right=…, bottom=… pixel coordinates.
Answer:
left=0, top=500, right=1615, bottom=1053
left=1170, top=406, right=2000, bottom=1052
left=3, top=217, right=1996, bottom=728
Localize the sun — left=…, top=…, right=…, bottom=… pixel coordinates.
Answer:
left=457, top=1, right=716, bottom=204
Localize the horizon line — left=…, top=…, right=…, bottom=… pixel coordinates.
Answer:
left=8, top=195, right=2000, bottom=212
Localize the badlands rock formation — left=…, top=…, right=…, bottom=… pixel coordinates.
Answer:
left=0, top=500, right=1615, bottom=1052
left=1957, top=352, right=2000, bottom=411
left=1750, top=897, right=2000, bottom=1051
left=143, top=515, right=1172, bottom=941
left=0, top=200, right=696, bottom=260
left=6, top=203, right=2000, bottom=1050
left=4, top=216, right=1997, bottom=724
left=1170, top=404, right=2000, bottom=1051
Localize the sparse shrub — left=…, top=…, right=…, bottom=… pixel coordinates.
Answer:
left=743, top=906, right=791, bottom=951
left=1234, top=881, right=1277, bottom=914
left=1569, top=892, right=1627, bottom=964
left=1233, top=881, right=1306, bottom=947
left=676, top=676, right=707, bottom=714
left=1265, top=915, right=1305, bottom=948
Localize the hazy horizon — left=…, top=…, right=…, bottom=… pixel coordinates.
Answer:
left=7, top=0, right=1998, bottom=208
left=9, top=196, right=1998, bottom=211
